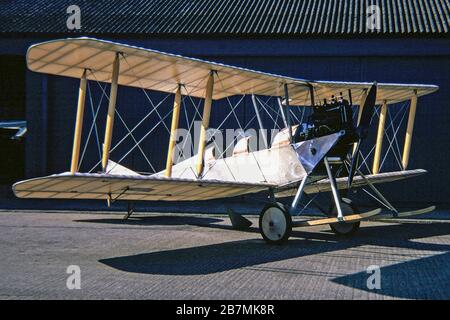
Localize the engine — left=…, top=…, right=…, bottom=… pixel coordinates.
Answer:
left=294, top=93, right=355, bottom=143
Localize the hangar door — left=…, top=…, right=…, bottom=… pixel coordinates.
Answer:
left=0, top=55, right=25, bottom=184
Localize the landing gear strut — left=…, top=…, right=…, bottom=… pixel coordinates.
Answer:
left=259, top=157, right=360, bottom=243
left=328, top=197, right=360, bottom=236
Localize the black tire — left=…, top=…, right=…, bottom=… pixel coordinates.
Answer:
left=328, top=197, right=360, bottom=236
left=259, top=202, right=292, bottom=244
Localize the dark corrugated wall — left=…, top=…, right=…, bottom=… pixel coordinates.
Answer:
left=0, top=0, right=449, bottom=35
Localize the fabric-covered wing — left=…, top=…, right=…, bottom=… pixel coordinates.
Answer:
left=13, top=172, right=274, bottom=201
left=307, top=169, right=427, bottom=193
left=276, top=169, right=427, bottom=197
left=27, top=37, right=438, bottom=105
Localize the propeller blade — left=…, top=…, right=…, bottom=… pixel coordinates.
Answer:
left=357, top=82, right=377, bottom=138
left=348, top=138, right=361, bottom=188
left=348, top=82, right=378, bottom=188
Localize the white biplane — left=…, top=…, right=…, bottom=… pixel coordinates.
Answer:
left=13, top=37, right=438, bottom=244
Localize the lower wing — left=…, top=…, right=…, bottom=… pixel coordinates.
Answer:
left=275, top=169, right=426, bottom=197
left=13, top=172, right=274, bottom=201
left=13, top=169, right=426, bottom=201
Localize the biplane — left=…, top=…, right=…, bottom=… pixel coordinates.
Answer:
left=13, top=37, right=438, bottom=244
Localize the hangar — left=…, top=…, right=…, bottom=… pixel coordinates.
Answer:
left=0, top=0, right=449, bottom=207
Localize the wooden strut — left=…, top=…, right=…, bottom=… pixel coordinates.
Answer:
left=196, top=71, right=215, bottom=178
left=372, top=100, right=388, bottom=174
left=101, top=53, right=120, bottom=172
left=70, top=69, right=87, bottom=173
left=165, top=84, right=182, bottom=177
left=402, top=91, right=418, bottom=170
left=308, top=84, right=316, bottom=107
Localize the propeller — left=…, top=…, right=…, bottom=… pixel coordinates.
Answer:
left=347, top=82, right=377, bottom=188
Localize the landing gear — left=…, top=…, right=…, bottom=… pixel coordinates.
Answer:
left=257, top=156, right=371, bottom=243
left=259, top=202, right=292, bottom=244
left=328, top=198, right=360, bottom=236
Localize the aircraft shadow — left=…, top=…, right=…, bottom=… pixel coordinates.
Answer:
left=99, top=221, right=450, bottom=291
left=332, top=251, right=450, bottom=299
left=75, top=215, right=224, bottom=227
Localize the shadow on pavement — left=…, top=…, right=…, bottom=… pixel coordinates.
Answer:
left=332, top=251, right=450, bottom=299
left=98, top=221, right=450, bottom=294
left=75, top=215, right=224, bottom=227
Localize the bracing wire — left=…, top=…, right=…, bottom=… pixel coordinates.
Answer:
left=78, top=80, right=104, bottom=170
left=87, top=68, right=173, bottom=173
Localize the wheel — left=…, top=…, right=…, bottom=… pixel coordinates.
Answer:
left=328, top=198, right=360, bottom=236
left=259, top=202, right=292, bottom=244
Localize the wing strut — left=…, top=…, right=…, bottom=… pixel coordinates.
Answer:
left=165, top=84, right=183, bottom=177
left=101, top=52, right=121, bottom=171
left=70, top=69, right=87, bottom=173
left=372, top=100, right=388, bottom=174
left=196, top=71, right=215, bottom=177
left=308, top=84, right=316, bottom=106
left=402, top=90, right=418, bottom=170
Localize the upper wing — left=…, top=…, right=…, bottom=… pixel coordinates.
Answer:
left=26, top=37, right=438, bottom=105
left=13, top=172, right=274, bottom=201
